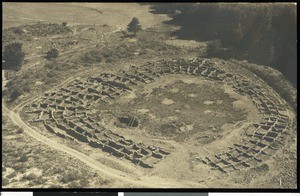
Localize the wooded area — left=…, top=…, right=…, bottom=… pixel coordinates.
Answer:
left=150, top=3, right=297, bottom=86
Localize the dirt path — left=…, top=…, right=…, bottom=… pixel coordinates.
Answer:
left=22, top=28, right=118, bottom=71
left=3, top=64, right=200, bottom=188
left=4, top=102, right=194, bottom=187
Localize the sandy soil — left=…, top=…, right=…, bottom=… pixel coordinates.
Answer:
left=3, top=3, right=170, bottom=29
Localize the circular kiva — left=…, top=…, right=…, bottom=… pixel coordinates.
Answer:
left=23, top=58, right=294, bottom=173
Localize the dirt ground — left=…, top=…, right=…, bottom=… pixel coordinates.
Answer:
left=2, top=3, right=170, bottom=29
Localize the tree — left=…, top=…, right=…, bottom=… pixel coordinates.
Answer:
left=10, top=89, right=22, bottom=102
left=127, top=17, right=142, bottom=35
left=206, top=40, right=221, bottom=57
left=3, top=43, right=25, bottom=70
left=45, top=48, right=59, bottom=60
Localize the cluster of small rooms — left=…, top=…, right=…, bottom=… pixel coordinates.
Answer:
left=23, top=57, right=294, bottom=172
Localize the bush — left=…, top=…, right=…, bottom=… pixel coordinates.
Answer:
left=16, top=128, right=24, bottom=134
left=105, top=57, right=114, bottom=63
left=62, top=22, right=67, bottom=26
left=45, top=61, right=71, bottom=71
left=6, top=171, right=17, bottom=179
left=10, top=89, right=22, bottom=102
left=47, top=70, right=56, bottom=78
left=60, top=171, right=81, bottom=183
left=51, top=166, right=64, bottom=174
left=79, top=178, right=89, bottom=187
left=206, top=40, right=221, bottom=57
left=42, top=76, right=56, bottom=85
left=22, top=85, right=31, bottom=93
left=69, top=180, right=81, bottom=188
left=22, top=73, right=30, bottom=79
left=2, top=178, right=9, bottom=186
left=6, top=80, right=14, bottom=87
left=45, top=48, right=59, bottom=60
left=18, top=155, right=28, bottom=162
left=44, top=62, right=54, bottom=69
left=12, top=27, right=24, bottom=35
left=32, top=176, right=47, bottom=185
left=22, top=173, right=37, bottom=181
left=81, top=50, right=102, bottom=63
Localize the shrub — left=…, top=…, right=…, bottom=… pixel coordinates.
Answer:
left=51, top=166, right=64, bottom=174
left=22, top=85, right=31, bottom=93
left=42, top=76, right=56, bottom=85
left=18, top=155, right=28, bottom=162
left=2, top=178, right=9, bottom=186
left=69, top=180, right=81, bottom=188
left=22, top=173, right=37, bottom=181
left=45, top=48, right=59, bottom=60
left=12, top=27, right=24, bottom=35
left=60, top=171, right=80, bottom=183
left=32, top=176, right=47, bottom=185
left=44, top=62, right=53, bottom=69
left=79, top=178, right=89, bottom=187
left=16, top=128, right=24, bottom=134
left=206, top=40, right=222, bottom=57
left=6, top=171, right=17, bottom=179
left=105, top=57, right=114, bottom=63
left=46, top=70, right=56, bottom=78
left=10, top=89, right=22, bottom=102
left=81, top=50, right=102, bottom=63
left=49, top=184, right=63, bottom=188
left=22, top=73, right=30, bottom=79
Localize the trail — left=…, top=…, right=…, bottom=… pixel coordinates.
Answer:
left=3, top=101, right=193, bottom=187
left=22, top=27, right=120, bottom=71
left=2, top=68, right=197, bottom=188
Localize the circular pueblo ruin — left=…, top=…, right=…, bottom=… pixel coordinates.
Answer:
left=22, top=57, right=296, bottom=186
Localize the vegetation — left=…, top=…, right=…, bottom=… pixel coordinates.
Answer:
left=10, top=89, right=22, bottom=102
left=80, top=39, right=179, bottom=64
left=45, top=48, right=59, bottom=60
left=2, top=116, right=112, bottom=188
left=127, top=17, right=142, bottom=34
left=81, top=50, right=102, bottom=64
left=2, top=23, right=72, bottom=46
left=44, top=61, right=71, bottom=70
left=3, top=42, right=25, bottom=70
left=23, top=22, right=73, bottom=36
left=150, top=3, right=297, bottom=86
left=206, top=40, right=221, bottom=57
left=16, top=128, right=24, bottom=134
left=2, top=27, right=32, bottom=45
left=2, top=178, right=9, bottom=186
left=236, top=59, right=297, bottom=111
left=6, top=78, right=32, bottom=102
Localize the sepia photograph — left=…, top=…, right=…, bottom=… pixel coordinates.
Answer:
left=2, top=2, right=297, bottom=189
